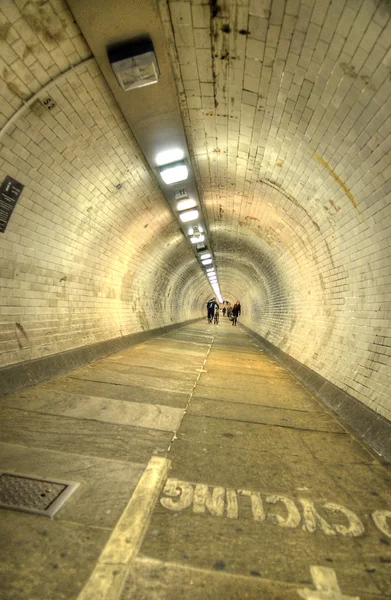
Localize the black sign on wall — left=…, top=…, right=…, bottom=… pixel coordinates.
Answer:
left=0, top=176, right=24, bottom=233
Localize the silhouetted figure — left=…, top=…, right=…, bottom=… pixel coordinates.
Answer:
left=222, top=307, right=226, bottom=317
left=232, top=301, right=241, bottom=326
left=206, top=298, right=219, bottom=323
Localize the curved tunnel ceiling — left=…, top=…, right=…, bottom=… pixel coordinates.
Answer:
left=0, top=0, right=389, bottom=422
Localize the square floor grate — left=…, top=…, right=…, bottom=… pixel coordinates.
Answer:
left=0, top=473, right=79, bottom=517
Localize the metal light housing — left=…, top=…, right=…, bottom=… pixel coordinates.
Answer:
left=107, top=37, right=159, bottom=91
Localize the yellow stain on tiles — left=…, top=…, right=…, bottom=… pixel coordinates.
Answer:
left=313, top=153, right=359, bottom=211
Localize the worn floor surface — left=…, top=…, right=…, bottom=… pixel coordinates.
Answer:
left=0, top=320, right=390, bottom=600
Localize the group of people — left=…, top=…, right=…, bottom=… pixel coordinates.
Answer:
left=206, top=299, right=241, bottom=326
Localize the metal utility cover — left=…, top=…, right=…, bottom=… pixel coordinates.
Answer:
left=0, top=473, right=79, bottom=518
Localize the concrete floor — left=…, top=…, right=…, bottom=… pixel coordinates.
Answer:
left=0, top=320, right=390, bottom=600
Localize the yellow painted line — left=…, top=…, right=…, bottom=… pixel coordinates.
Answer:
left=77, top=456, right=171, bottom=600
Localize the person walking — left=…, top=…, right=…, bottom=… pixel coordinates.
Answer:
left=232, top=300, right=241, bottom=326
left=222, top=307, right=226, bottom=317
left=206, top=298, right=219, bottom=323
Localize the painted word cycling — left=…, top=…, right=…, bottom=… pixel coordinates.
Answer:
left=160, top=478, right=391, bottom=539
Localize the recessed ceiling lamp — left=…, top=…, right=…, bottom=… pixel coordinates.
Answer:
left=190, top=235, right=204, bottom=243
left=202, top=258, right=212, bottom=265
left=200, top=253, right=211, bottom=259
left=188, top=225, right=203, bottom=235
left=206, top=268, right=215, bottom=273
left=159, top=161, right=188, bottom=185
left=177, top=198, right=197, bottom=211
left=107, top=37, right=159, bottom=91
left=179, top=209, right=198, bottom=223
left=156, top=148, right=184, bottom=166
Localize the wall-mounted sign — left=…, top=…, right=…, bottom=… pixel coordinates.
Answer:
left=42, top=97, right=56, bottom=110
left=0, top=176, right=24, bottom=233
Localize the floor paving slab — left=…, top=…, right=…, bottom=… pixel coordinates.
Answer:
left=198, top=371, right=298, bottom=390
left=0, top=408, right=171, bottom=462
left=2, top=389, right=184, bottom=431
left=176, top=413, right=370, bottom=461
left=0, top=442, right=144, bottom=529
left=187, top=397, right=345, bottom=432
left=205, top=358, right=286, bottom=373
left=69, top=367, right=195, bottom=394
left=206, top=349, right=269, bottom=361
left=0, top=511, right=110, bottom=600
left=103, top=352, right=204, bottom=373
left=141, top=507, right=391, bottom=597
left=192, top=383, right=321, bottom=411
left=92, top=361, right=199, bottom=382
left=135, top=340, right=210, bottom=356
left=121, top=557, right=384, bottom=600
left=320, top=462, right=391, bottom=512
left=161, top=440, right=356, bottom=501
left=39, top=377, right=190, bottom=408
left=160, top=333, right=213, bottom=346
left=211, top=342, right=265, bottom=353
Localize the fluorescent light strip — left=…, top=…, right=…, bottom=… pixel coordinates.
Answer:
left=156, top=148, right=184, bottom=166
left=179, top=209, right=198, bottom=223
left=160, top=161, right=188, bottom=184
left=177, top=198, right=196, bottom=211
left=190, top=235, right=204, bottom=243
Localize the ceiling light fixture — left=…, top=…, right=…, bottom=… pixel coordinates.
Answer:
left=156, top=148, right=184, bottom=166
left=202, top=258, right=212, bottom=265
left=190, top=235, right=204, bottom=243
left=200, top=253, right=211, bottom=259
left=206, top=268, right=215, bottom=273
left=177, top=198, right=197, bottom=211
left=107, top=37, right=159, bottom=91
left=179, top=209, right=199, bottom=223
left=188, top=225, right=203, bottom=235
left=159, top=161, right=188, bottom=185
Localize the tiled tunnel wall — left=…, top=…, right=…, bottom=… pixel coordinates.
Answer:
left=0, top=0, right=210, bottom=368
left=0, top=0, right=390, bottom=424
left=162, top=0, right=391, bottom=422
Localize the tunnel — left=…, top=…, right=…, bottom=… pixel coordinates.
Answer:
left=0, top=0, right=390, bottom=599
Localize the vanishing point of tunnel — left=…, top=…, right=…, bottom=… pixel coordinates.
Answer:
left=0, top=1, right=390, bottom=599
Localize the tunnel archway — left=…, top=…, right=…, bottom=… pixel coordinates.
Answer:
left=0, top=0, right=389, bottom=426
